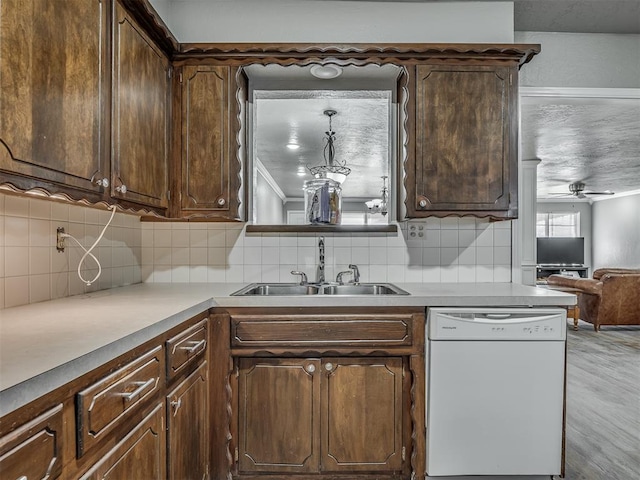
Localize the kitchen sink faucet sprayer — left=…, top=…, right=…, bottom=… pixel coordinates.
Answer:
left=317, top=236, right=325, bottom=284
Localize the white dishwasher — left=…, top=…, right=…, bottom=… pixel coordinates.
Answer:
left=426, top=307, right=566, bottom=478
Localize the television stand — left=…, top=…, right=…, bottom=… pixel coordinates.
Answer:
left=536, top=265, right=589, bottom=284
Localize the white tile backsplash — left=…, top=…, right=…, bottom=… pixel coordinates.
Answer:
left=1, top=193, right=514, bottom=309
left=0, top=194, right=142, bottom=309
left=140, top=219, right=512, bottom=285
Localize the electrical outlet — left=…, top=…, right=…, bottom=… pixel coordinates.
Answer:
left=56, top=227, right=66, bottom=252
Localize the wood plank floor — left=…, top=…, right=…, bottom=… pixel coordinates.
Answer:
left=564, top=321, right=640, bottom=479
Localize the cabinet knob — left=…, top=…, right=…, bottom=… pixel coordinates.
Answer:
left=95, top=177, right=109, bottom=188
left=419, top=199, right=427, bottom=208
left=217, top=197, right=226, bottom=206
left=170, top=398, right=182, bottom=414
left=116, top=184, right=127, bottom=194
left=324, top=362, right=334, bottom=372
left=305, top=364, right=316, bottom=373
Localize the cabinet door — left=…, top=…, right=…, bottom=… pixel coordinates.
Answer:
left=0, top=404, right=63, bottom=480
left=410, top=64, right=516, bottom=218
left=321, top=357, right=404, bottom=473
left=179, top=65, right=243, bottom=220
left=112, top=1, right=170, bottom=210
left=237, top=358, right=320, bottom=473
left=79, top=403, right=165, bottom=480
left=0, top=0, right=108, bottom=197
left=166, top=361, right=209, bottom=480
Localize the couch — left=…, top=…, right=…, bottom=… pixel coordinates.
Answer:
left=547, top=268, right=640, bottom=331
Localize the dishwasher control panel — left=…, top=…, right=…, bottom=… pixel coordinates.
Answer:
left=428, top=308, right=566, bottom=341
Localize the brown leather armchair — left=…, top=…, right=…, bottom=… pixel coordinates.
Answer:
left=547, top=268, right=640, bottom=331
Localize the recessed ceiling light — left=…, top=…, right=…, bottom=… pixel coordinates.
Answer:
left=286, top=143, right=300, bottom=150
left=310, top=64, right=343, bottom=80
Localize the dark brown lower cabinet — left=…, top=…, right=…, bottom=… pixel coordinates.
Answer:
left=237, top=357, right=404, bottom=476
left=79, top=403, right=166, bottom=480
left=167, top=361, right=210, bottom=480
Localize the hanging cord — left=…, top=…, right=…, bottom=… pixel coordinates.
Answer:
left=61, top=204, right=118, bottom=286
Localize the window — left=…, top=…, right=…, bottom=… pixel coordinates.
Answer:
left=536, top=212, right=580, bottom=237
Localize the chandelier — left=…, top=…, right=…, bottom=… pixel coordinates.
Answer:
left=308, top=109, right=351, bottom=184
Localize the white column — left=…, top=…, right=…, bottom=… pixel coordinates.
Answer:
left=520, top=159, right=541, bottom=285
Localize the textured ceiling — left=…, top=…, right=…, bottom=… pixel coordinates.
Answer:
left=248, top=64, right=399, bottom=200
left=521, top=96, right=640, bottom=198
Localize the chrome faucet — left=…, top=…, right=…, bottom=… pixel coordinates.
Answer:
left=348, top=264, right=360, bottom=284
left=317, top=236, right=325, bottom=284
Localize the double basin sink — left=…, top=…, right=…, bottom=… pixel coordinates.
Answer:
left=231, top=283, right=409, bottom=296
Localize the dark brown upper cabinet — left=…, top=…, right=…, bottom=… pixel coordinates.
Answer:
left=406, top=63, right=518, bottom=219
left=175, top=65, right=244, bottom=221
left=0, top=0, right=109, bottom=200
left=111, top=0, right=170, bottom=211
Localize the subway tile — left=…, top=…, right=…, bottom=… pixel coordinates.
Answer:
left=458, top=265, right=477, bottom=282
left=422, top=266, right=442, bottom=283
left=297, top=246, right=315, bottom=266
left=243, top=264, right=262, bottom=282
left=207, top=230, right=226, bottom=248
left=189, top=266, right=208, bottom=283
left=476, top=265, right=494, bottom=282
left=208, top=247, right=226, bottom=266
left=458, top=246, right=476, bottom=265
left=368, top=265, right=387, bottom=282
left=4, top=216, right=28, bottom=246
left=369, top=247, right=387, bottom=265
left=153, top=229, right=172, bottom=248
left=4, top=195, right=29, bottom=217
left=190, top=247, right=208, bottom=266
left=5, top=275, right=29, bottom=307
left=244, top=246, right=262, bottom=265
left=334, top=246, right=352, bottom=265
left=423, top=247, right=440, bottom=266
left=476, top=246, right=494, bottom=265
left=261, top=246, right=280, bottom=265
left=261, top=234, right=279, bottom=247
left=351, top=246, right=369, bottom=265
left=261, top=265, right=280, bottom=283
left=29, top=198, right=51, bottom=219
left=171, top=266, right=190, bottom=283
left=440, top=217, right=459, bottom=229
left=440, top=229, right=459, bottom=248
left=387, top=264, right=405, bottom=283
left=171, top=229, right=190, bottom=248
left=441, top=265, right=459, bottom=282
left=153, top=247, right=172, bottom=266
left=29, top=247, right=51, bottom=275
left=493, top=246, right=512, bottom=265
left=207, top=266, right=226, bottom=283
left=153, top=268, right=172, bottom=283
left=424, top=218, right=441, bottom=230
left=387, top=247, right=407, bottom=265
left=5, top=246, right=29, bottom=277
left=171, top=247, right=189, bottom=266
left=440, top=247, right=459, bottom=266
left=494, top=228, right=512, bottom=247
left=190, top=229, right=208, bottom=248
left=494, top=265, right=512, bottom=282
left=459, top=230, right=476, bottom=248
left=458, top=217, right=476, bottom=229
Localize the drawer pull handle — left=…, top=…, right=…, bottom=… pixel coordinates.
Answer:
left=171, top=398, right=182, bottom=415
left=117, top=378, right=155, bottom=402
left=179, top=339, right=206, bottom=354
left=17, top=476, right=28, bottom=480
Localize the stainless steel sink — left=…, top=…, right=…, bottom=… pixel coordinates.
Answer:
left=230, top=283, right=409, bottom=296
left=320, top=283, right=409, bottom=295
left=231, top=283, right=320, bottom=296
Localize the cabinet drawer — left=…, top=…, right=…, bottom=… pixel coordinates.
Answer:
left=0, top=404, right=63, bottom=480
left=231, top=313, right=413, bottom=347
left=166, top=319, right=208, bottom=381
left=77, top=345, right=163, bottom=456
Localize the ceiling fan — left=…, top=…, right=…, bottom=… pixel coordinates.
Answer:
left=550, top=182, right=615, bottom=199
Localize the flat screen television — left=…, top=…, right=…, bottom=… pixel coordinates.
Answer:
left=536, top=237, right=585, bottom=265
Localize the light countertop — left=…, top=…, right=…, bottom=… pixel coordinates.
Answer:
left=0, top=282, right=575, bottom=417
